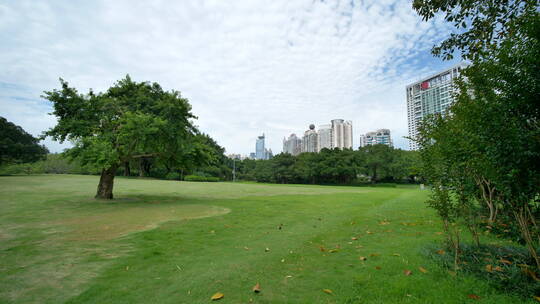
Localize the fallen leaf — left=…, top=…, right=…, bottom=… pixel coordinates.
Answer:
left=366, top=231, right=373, bottom=234
left=392, top=253, right=400, bottom=257
left=404, top=270, right=412, bottom=276
left=252, top=283, right=261, bottom=293
left=435, top=232, right=443, bottom=235
left=375, top=266, right=381, bottom=270
left=323, top=289, right=333, bottom=294
left=419, top=267, right=428, bottom=273
left=485, top=264, right=493, bottom=273
left=244, top=246, right=250, bottom=250
left=329, top=249, right=339, bottom=253
left=534, top=296, right=540, bottom=302
left=351, top=237, right=358, bottom=240
left=320, top=246, right=326, bottom=252
left=348, top=242, right=353, bottom=245
left=211, top=292, right=224, bottom=300
left=499, top=259, right=512, bottom=265
left=436, top=249, right=445, bottom=255
left=493, top=266, right=503, bottom=272
left=359, top=256, right=367, bottom=261
left=467, top=294, right=480, bottom=300
left=370, top=253, right=379, bottom=257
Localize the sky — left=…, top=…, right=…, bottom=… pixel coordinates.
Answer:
left=0, top=0, right=459, bottom=155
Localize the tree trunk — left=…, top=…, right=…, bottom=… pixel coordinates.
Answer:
left=124, top=161, right=131, bottom=176
left=514, top=206, right=540, bottom=268
left=139, top=159, right=145, bottom=177
left=95, top=165, right=117, bottom=199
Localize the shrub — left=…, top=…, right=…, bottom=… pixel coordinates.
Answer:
left=425, top=243, right=540, bottom=298
left=165, top=172, right=180, bottom=180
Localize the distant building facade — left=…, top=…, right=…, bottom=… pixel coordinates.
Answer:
left=281, top=119, right=353, bottom=154
left=317, top=124, right=332, bottom=151
left=254, top=133, right=273, bottom=160
left=255, top=134, right=266, bottom=159
left=227, top=153, right=244, bottom=160
left=406, top=62, right=468, bottom=150
left=359, top=129, right=393, bottom=147
left=302, top=124, right=318, bottom=153
left=283, top=133, right=303, bottom=156
left=331, top=119, right=353, bottom=150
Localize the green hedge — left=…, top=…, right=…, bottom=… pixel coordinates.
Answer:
left=184, top=175, right=219, bottom=182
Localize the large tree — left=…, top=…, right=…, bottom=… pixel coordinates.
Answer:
left=0, top=117, right=48, bottom=166
left=414, top=0, right=540, bottom=267
left=43, top=76, right=199, bottom=199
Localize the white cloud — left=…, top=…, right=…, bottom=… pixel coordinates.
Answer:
left=0, top=0, right=457, bottom=154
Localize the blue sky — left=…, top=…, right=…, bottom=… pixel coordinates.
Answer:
left=0, top=0, right=459, bottom=155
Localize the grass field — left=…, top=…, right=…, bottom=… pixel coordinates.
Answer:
left=0, top=175, right=532, bottom=303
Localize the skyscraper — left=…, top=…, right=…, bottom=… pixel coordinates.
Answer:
left=359, top=129, right=393, bottom=147
left=255, top=134, right=266, bottom=160
left=331, top=119, right=353, bottom=149
left=317, top=124, right=332, bottom=151
left=406, top=62, right=468, bottom=150
left=282, top=133, right=303, bottom=156
left=302, top=124, right=318, bottom=153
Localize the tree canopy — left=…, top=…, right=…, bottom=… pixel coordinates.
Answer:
left=413, top=0, right=539, bottom=60
left=0, top=116, right=48, bottom=166
left=232, top=146, right=420, bottom=185
left=43, top=76, right=209, bottom=199
left=414, top=0, right=540, bottom=268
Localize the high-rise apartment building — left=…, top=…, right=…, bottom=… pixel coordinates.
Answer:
left=331, top=119, right=353, bottom=150
left=302, top=124, right=318, bottom=153
left=282, top=133, right=303, bottom=156
left=317, top=124, right=332, bottom=151
left=282, top=119, right=353, bottom=154
left=406, top=62, right=468, bottom=150
left=359, top=129, right=393, bottom=147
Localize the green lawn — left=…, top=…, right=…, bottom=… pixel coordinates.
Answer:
left=0, top=175, right=530, bottom=303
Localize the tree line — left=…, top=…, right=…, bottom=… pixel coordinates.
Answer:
left=232, top=145, right=420, bottom=185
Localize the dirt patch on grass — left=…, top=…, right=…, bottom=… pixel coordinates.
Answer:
left=56, top=204, right=230, bottom=241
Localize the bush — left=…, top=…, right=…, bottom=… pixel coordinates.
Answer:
left=184, top=175, right=219, bottom=182
left=425, top=243, right=540, bottom=298
left=165, top=172, right=180, bottom=180
left=0, top=163, right=37, bottom=175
